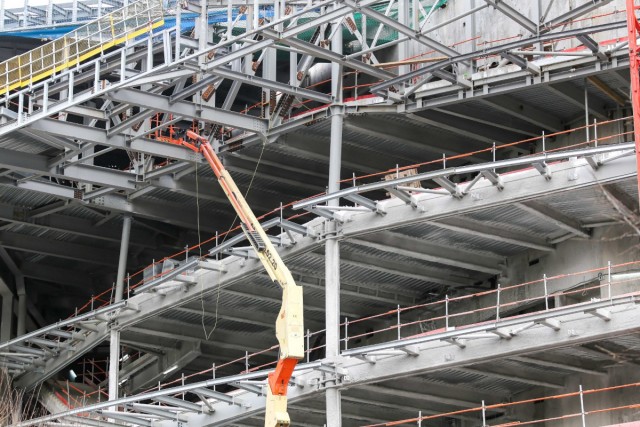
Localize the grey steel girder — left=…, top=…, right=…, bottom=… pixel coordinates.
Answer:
left=106, top=88, right=267, bottom=134
left=28, top=119, right=201, bottom=162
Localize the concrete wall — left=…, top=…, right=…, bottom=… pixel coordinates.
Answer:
left=398, top=0, right=628, bottom=69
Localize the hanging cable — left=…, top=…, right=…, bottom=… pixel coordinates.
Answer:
left=200, top=139, right=268, bottom=340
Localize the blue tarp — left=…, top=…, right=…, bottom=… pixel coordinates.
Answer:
left=0, top=9, right=261, bottom=40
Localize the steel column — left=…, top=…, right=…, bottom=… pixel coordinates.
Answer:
left=0, top=294, right=11, bottom=342
left=626, top=0, right=640, bottom=208
left=16, top=275, right=26, bottom=337
left=325, top=5, right=343, bottom=426
left=109, top=214, right=131, bottom=405
left=114, top=215, right=132, bottom=303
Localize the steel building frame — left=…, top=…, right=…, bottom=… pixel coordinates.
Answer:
left=0, top=1, right=639, bottom=426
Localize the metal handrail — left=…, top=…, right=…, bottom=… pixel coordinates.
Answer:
left=0, top=0, right=164, bottom=97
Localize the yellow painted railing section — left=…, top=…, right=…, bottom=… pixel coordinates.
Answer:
left=0, top=0, right=164, bottom=97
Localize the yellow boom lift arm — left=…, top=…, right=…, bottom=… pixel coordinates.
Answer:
left=183, top=131, right=304, bottom=427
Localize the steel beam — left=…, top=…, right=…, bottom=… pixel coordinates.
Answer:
left=0, top=231, right=120, bottom=266
left=545, top=83, right=608, bottom=120
left=211, top=68, right=333, bottom=104
left=28, top=119, right=199, bottom=161
left=515, top=201, right=590, bottom=238
left=479, top=95, right=564, bottom=132
left=350, top=231, right=503, bottom=275
left=484, top=0, right=537, bottom=34
left=19, top=262, right=90, bottom=289
left=107, top=89, right=267, bottom=134
left=0, top=205, right=155, bottom=248
left=430, top=217, right=554, bottom=252
left=328, top=251, right=475, bottom=288
left=264, top=31, right=395, bottom=81
left=544, top=0, right=614, bottom=29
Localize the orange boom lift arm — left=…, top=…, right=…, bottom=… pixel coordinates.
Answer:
left=183, top=130, right=304, bottom=427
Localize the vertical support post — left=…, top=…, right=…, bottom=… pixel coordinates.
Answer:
left=47, top=0, right=53, bottom=26
left=16, top=275, right=26, bottom=337
left=543, top=273, right=549, bottom=311
left=445, top=295, right=449, bottom=330
left=263, top=0, right=277, bottom=119
left=594, top=118, right=598, bottom=147
left=0, top=291, right=12, bottom=342
left=147, top=34, right=153, bottom=72
left=0, top=0, right=5, bottom=32
left=584, top=80, right=590, bottom=142
left=17, top=93, right=23, bottom=125
left=72, top=0, right=78, bottom=24
left=68, top=72, right=74, bottom=103
left=608, top=260, right=612, bottom=300
left=306, top=329, right=310, bottom=363
left=579, top=384, right=587, bottom=427
left=398, top=0, right=409, bottom=77
left=253, top=0, right=259, bottom=29
left=175, top=4, right=181, bottom=61
left=94, top=61, right=100, bottom=93
left=496, top=284, right=501, bottom=321
left=120, top=48, right=126, bottom=83
left=325, top=4, right=343, bottom=425
left=481, top=400, right=487, bottom=427
left=43, top=82, right=49, bottom=113
left=626, top=0, right=640, bottom=210
left=397, top=305, right=401, bottom=340
left=114, top=215, right=131, bottom=303
left=344, top=317, right=348, bottom=350
left=108, top=214, right=132, bottom=406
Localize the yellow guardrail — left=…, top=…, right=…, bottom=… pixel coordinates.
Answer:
left=0, top=0, right=164, bottom=97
